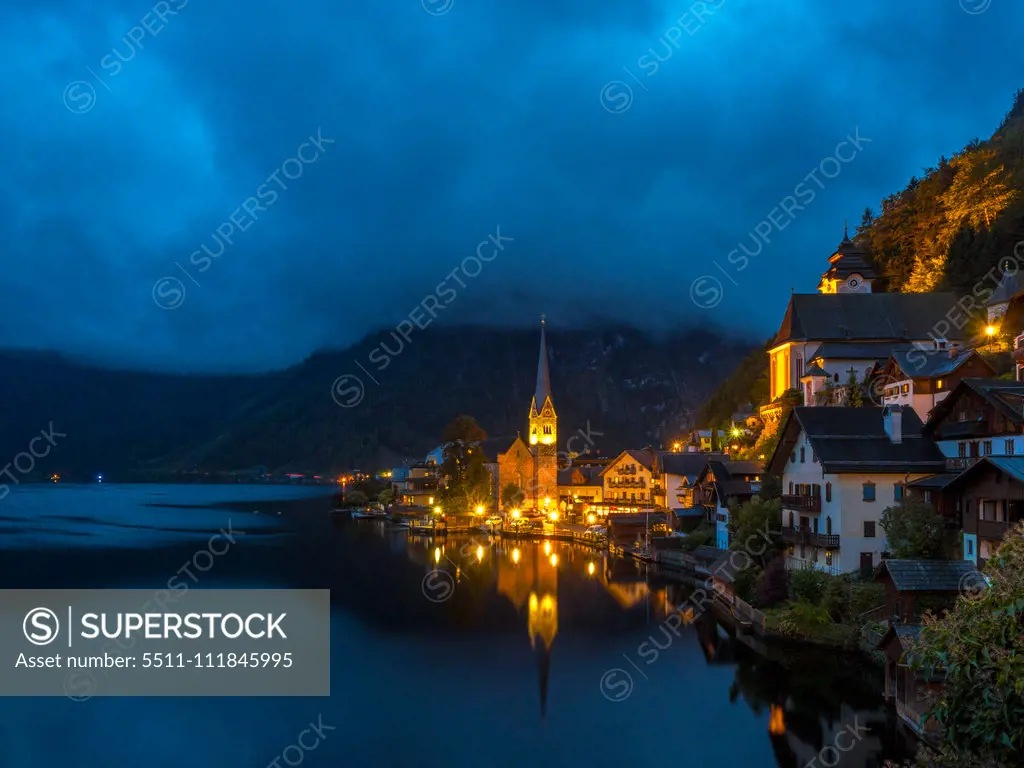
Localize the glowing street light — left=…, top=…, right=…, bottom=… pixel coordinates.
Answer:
left=549, top=511, right=559, bottom=522
left=475, top=505, right=484, bottom=516
left=511, top=509, right=521, bottom=519
left=587, top=514, right=596, bottom=524
left=433, top=506, right=442, bottom=515
left=986, top=325, right=997, bottom=337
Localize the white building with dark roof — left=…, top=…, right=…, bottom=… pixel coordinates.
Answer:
left=767, top=405, right=946, bottom=575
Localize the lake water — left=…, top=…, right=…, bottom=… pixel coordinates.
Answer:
left=0, top=484, right=917, bottom=767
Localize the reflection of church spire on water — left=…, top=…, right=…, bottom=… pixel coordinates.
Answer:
left=528, top=590, right=557, bottom=718
left=528, top=538, right=558, bottom=719
left=494, top=541, right=557, bottom=719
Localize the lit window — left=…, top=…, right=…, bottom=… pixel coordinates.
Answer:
left=936, top=379, right=944, bottom=390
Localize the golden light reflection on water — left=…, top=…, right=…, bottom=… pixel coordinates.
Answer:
left=405, top=533, right=672, bottom=622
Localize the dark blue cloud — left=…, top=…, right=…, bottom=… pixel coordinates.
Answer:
left=2, top=0, right=1022, bottom=371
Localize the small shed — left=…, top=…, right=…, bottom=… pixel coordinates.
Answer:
left=875, top=559, right=982, bottom=623
left=875, top=624, right=944, bottom=736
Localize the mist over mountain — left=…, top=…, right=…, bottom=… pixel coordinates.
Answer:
left=2, top=325, right=754, bottom=479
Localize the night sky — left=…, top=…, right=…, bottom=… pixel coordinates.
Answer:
left=6, top=0, right=1023, bottom=372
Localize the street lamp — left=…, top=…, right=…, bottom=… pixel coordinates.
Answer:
left=433, top=506, right=442, bottom=515
left=986, top=325, right=997, bottom=338
left=549, top=511, right=559, bottom=522
left=475, top=505, right=484, bottom=516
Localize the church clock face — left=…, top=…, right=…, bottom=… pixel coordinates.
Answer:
left=848, top=277, right=859, bottom=289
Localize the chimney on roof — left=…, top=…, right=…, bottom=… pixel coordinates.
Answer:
left=883, top=405, right=903, bottom=444
left=949, top=342, right=959, bottom=360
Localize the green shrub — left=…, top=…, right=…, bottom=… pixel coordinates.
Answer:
left=848, top=581, right=885, bottom=619
left=679, top=522, right=713, bottom=552
left=823, top=576, right=851, bottom=622
left=754, top=559, right=789, bottom=608
left=732, top=564, right=762, bottom=603
left=790, top=567, right=829, bottom=605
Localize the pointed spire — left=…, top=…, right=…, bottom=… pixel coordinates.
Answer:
left=843, top=218, right=849, bottom=241
left=536, top=644, right=550, bottom=719
left=533, top=316, right=552, bottom=412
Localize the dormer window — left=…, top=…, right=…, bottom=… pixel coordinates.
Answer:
left=934, top=338, right=948, bottom=350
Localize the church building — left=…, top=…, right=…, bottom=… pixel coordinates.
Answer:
left=481, top=319, right=560, bottom=511
left=761, top=227, right=967, bottom=431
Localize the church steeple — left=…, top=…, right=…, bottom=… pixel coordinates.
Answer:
left=531, top=314, right=553, bottom=417
left=527, top=316, right=558, bottom=508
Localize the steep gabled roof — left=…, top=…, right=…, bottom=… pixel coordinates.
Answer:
left=924, top=378, right=1024, bottom=434
left=698, top=459, right=763, bottom=501
left=888, top=349, right=993, bottom=380
left=874, top=623, right=924, bottom=652
left=767, top=406, right=946, bottom=475
left=476, top=436, right=525, bottom=463
left=813, top=341, right=914, bottom=361
left=877, top=559, right=982, bottom=592
left=599, top=449, right=657, bottom=476
left=773, top=293, right=966, bottom=347
left=988, top=269, right=1024, bottom=307
left=658, top=452, right=726, bottom=480
left=557, top=465, right=604, bottom=486
left=941, top=456, right=1024, bottom=492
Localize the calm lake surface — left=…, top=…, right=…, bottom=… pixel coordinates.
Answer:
left=0, top=484, right=918, bottom=767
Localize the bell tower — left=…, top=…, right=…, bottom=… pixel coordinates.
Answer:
left=528, top=316, right=558, bottom=509
left=817, top=222, right=877, bottom=294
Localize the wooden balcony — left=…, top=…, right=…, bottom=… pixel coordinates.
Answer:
left=781, top=525, right=840, bottom=549
left=937, top=421, right=989, bottom=440
left=946, top=457, right=979, bottom=472
left=781, top=494, right=821, bottom=513
left=964, top=517, right=1012, bottom=540
left=610, top=479, right=647, bottom=488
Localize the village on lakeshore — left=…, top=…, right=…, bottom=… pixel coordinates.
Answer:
left=337, top=225, right=1024, bottom=745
